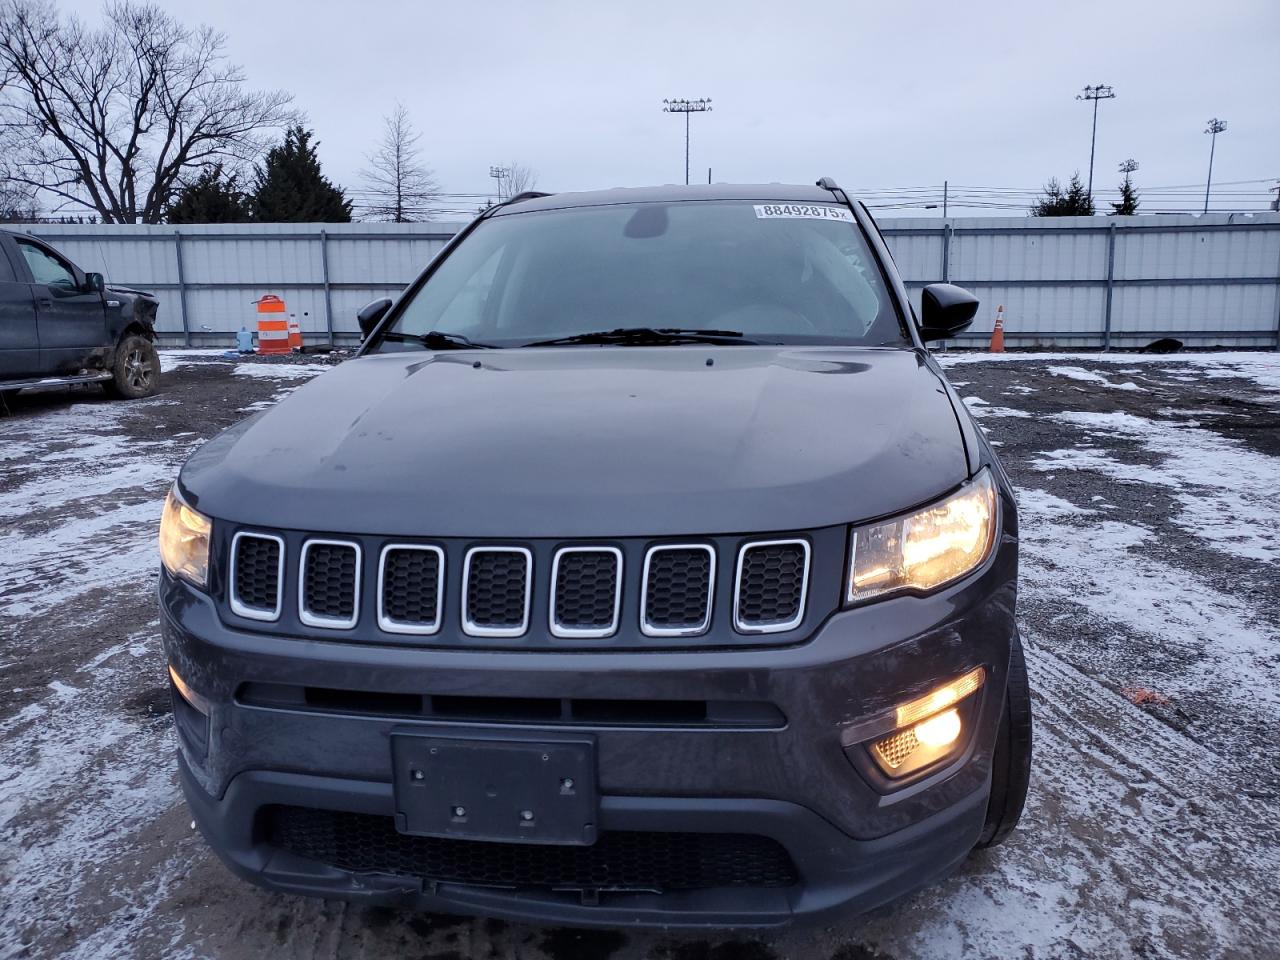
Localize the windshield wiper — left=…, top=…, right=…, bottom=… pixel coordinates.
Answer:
left=524, top=327, right=758, bottom=347
left=380, top=330, right=498, bottom=350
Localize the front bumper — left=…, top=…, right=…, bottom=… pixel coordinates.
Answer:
left=161, top=532, right=1017, bottom=928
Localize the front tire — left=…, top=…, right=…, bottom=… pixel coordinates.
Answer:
left=105, top=335, right=159, bottom=399
left=975, top=631, right=1033, bottom=848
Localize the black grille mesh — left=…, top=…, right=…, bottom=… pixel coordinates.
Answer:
left=736, top=543, right=807, bottom=627
left=303, top=543, right=358, bottom=620
left=554, top=551, right=619, bottom=630
left=233, top=535, right=280, bottom=612
left=381, top=548, right=441, bottom=626
left=466, top=551, right=528, bottom=629
left=644, top=548, right=712, bottom=631
left=267, top=806, right=797, bottom=892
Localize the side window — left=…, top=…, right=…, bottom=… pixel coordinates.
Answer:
left=17, top=240, right=76, bottom=288
left=0, top=245, right=16, bottom=283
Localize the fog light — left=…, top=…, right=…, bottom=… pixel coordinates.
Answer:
left=867, top=669, right=984, bottom=779
left=913, top=707, right=962, bottom=748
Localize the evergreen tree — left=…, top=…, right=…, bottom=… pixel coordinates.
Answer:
left=165, top=165, right=253, bottom=223
left=1031, top=171, right=1095, bottom=216
left=252, top=126, right=352, bottom=223
left=1111, top=159, right=1140, bottom=216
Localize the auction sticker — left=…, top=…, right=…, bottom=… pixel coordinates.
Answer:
left=753, top=203, right=854, bottom=221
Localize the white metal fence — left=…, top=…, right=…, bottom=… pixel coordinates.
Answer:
left=19, top=211, right=1280, bottom=349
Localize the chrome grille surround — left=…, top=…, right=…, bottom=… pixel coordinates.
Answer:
left=298, top=538, right=362, bottom=630
left=229, top=531, right=285, bottom=622
left=732, top=538, right=811, bottom=634
left=549, top=545, right=623, bottom=639
left=640, top=543, right=716, bottom=637
left=461, top=546, right=533, bottom=638
left=376, top=543, right=445, bottom=635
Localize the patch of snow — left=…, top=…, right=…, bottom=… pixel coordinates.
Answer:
left=1032, top=411, right=1280, bottom=563
left=232, top=362, right=334, bottom=380
left=1046, top=366, right=1142, bottom=391
left=1016, top=490, right=1280, bottom=716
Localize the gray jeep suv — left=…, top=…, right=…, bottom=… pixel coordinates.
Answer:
left=159, top=181, right=1031, bottom=928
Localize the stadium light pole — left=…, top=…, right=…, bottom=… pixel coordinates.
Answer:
left=1076, top=84, right=1116, bottom=207
left=662, top=98, right=712, bottom=185
left=1203, top=119, right=1227, bottom=214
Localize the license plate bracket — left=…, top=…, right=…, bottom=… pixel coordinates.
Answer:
left=391, top=731, right=598, bottom=845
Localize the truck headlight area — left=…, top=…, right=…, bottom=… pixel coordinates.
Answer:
left=159, top=487, right=211, bottom=588
left=847, top=469, right=997, bottom=605
left=869, top=667, right=986, bottom=778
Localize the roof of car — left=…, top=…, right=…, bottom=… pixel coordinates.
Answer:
left=491, top=182, right=846, bottom=216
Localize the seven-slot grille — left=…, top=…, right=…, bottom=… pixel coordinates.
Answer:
left=733, top=540, right=811, bottom=633
left=299, top=540, right=361, bottom=629
left=229, top=536, right=812, bottom=639
left=463, top=547, right=532, bottom=637
left=230, top=532, right=284, bottom=620
left=551, top=547, right=622, bottom=638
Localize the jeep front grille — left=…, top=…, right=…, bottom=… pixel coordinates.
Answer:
left=641, top=544, right=715, bottom=636
left=230, top=532, right=284, bottom=621
left=462, top=547, right=531, bottom=637
left=227, top=534, right=815, bottom=642
left=733, top=540, right=810, bottom=633
left=299, top=540, right=361, bottom=629
left=550, top=547, right=622, bottom=638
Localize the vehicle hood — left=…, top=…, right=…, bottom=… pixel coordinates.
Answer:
left=182, top=347, right=970, bottom=538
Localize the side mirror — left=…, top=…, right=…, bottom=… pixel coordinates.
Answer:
left=82, top=272, right=105, bottom=294
left=357, top=298, right=393, bottom=337
left=919, top=283, right=979, bottom=342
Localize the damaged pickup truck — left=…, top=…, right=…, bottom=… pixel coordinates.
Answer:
left=0, top=228, right=160, bottom=404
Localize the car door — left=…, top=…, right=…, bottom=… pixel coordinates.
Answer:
left=15, top=236, right=107, bottom=375
left=0, top=238, right=38, bottom=380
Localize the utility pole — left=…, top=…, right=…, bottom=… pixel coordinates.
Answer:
left=943, top=180, right=948, bottom=218
left=662, top=98, right=712, bottom=185
left=489, top=165, right=510, bottom=204
left=1076, top=84, right=1116, bottom=208
left=1203, top=119, right=1227, bottom=214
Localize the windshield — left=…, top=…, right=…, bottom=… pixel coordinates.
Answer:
left=368, top=200, right=906, bottom=350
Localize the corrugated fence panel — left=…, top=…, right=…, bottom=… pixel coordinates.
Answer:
left=20, top=214, right=1279, bottom=348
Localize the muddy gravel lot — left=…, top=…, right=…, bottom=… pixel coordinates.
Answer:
left=2, top=349, right=1278, bottom=960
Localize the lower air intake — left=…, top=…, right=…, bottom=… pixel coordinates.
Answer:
left=266, top=806, right=798, bottom=893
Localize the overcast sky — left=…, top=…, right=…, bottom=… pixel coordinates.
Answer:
left=63, top=0, right=1280, bottom=216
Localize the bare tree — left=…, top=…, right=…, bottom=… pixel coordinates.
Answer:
left=499, top=162, right=537, bottom=199
left=0, top=0, right=294, bottom=223
left=359, top=103, right=437, bottom=222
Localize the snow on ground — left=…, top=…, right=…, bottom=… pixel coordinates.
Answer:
left=1044, top=365, right=1142, bottom=391
left=232, top=361, right=336, bottom=380
left=2, top=352, right=1279, bottom=960
left=1031, top=409, right=1280, bottom=563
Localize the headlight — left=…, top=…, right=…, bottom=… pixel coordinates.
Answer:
left=847, top=469, right=997, bottom=604
left=159, top=486, right=211, bottom=588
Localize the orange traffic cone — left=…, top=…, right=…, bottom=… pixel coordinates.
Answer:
left=989, top=305, right=1005, bottom=353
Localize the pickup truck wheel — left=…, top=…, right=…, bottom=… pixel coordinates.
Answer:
left=105, top=335, right=159, bottom=399
left=974, top=632, right=1033, bottom=848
